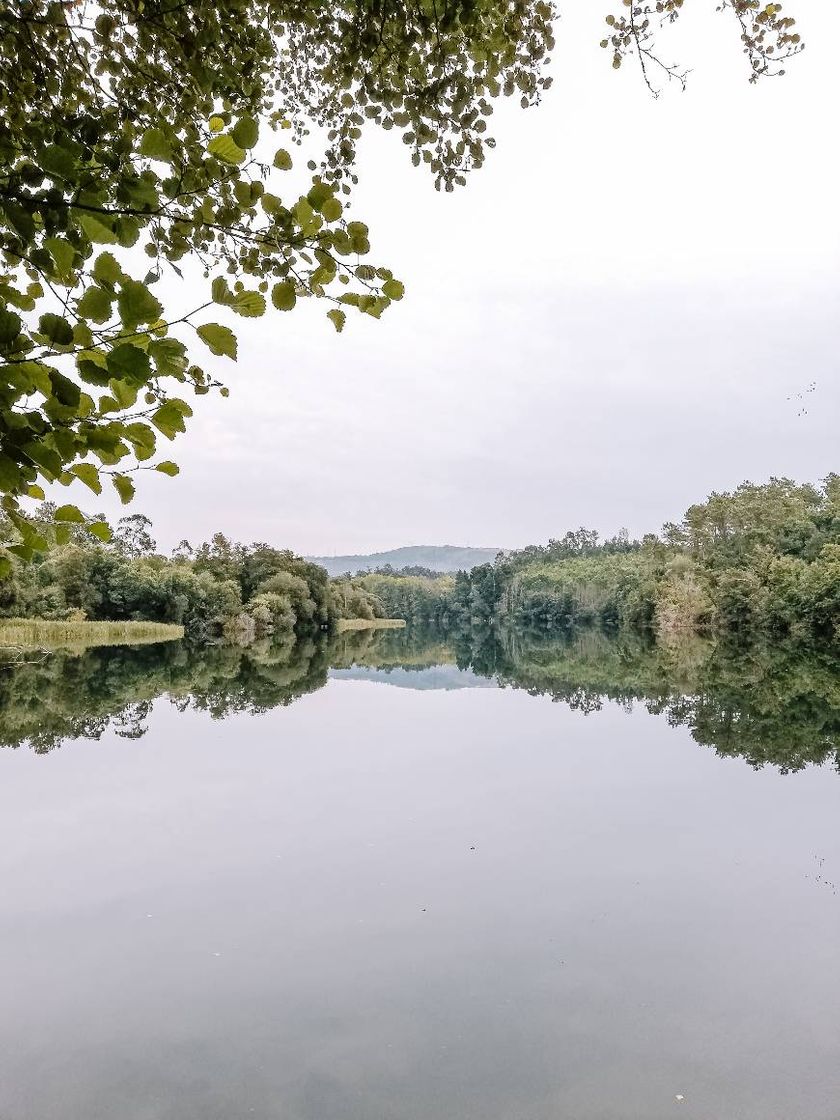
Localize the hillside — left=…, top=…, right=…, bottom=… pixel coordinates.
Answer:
left=308, top=545, right=501, bottom=577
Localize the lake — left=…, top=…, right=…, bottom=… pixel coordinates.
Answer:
left=1, top=628, right=839, bottom=1120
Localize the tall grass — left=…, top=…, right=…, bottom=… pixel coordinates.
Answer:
left=335, top=617, right=406, bottom=632
left=0, top=618, right=184, bottom=650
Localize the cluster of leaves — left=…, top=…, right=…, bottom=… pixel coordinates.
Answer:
left=0, top=0, right=557, bottom=568
left=602, top=1, right=803, bottom=94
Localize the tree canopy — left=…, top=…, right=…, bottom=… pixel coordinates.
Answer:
left=0, top=0, right=802, bottom=572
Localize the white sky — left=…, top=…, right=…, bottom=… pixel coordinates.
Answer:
left=80, top=0, right=840, bottom=554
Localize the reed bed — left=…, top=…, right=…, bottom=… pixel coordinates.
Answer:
left=334, top=617, right=406, bottom=633
left=0, top=619, right=184, bottom=651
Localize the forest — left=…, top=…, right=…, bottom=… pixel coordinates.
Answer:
left=2, top=476, right=839, bottom=649
left=0, top=505, right=381, bottom=642
left=359, top=477, right=840, bottom=647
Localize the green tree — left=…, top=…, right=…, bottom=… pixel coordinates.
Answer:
left=112, top=512, right=157, bottom=558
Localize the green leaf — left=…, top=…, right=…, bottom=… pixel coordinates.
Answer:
left=0, top=308, right=21, bottom=345
left=93, top=252, right=122, bottom=285
left=20, top=361, right=54, bottom=396
left=47, top=369, right=81, bottom=407
left=54, top=503, right=85, bottom=523
left=125, top=177, right=160, bottom=210
left=155, top=460, right=180, bottom=477
left=207, top=133, right=246, bottom=165
left=231, top=291, right=266, bottom=318
left=382, top=279, right=405, bottom=300
left=209, top=115, right=225, bottom=133
left=327, top=309, right=346, bottom=333
left=78, top=211, right=119, bottom=245
left=2, top=201, right=34, bottom=242
left=73, top=322, right=94, bottom=348
left=321, top=197, right=342, bottom=222
left=87, top=520, right=112, bottom=543
left=112, top=474, right=135, bottom=504
left=124, top=423, right=157, bottom=457
left=149, top=337, right=187, bottom=376
left=117, top=279, right=163, bottom=327
left=77, top=285, right=113, bottom=323
left=0, top=454, right=23, bottom=491
left=232, top=116, right=259, bottom=149
left=140, top=127, right=172, bottom=162
left=45, top=237, right=76, bottom=277
left=115, top=216, right=141, bottom=248
left=77, top=357, right=112, bottom=387
left=307, top=181, right=332, bottom=210
left=40, top=143, right=77, bottom=181
left=273, top=148, right=293, bottom=171
left=152, top=401, right=188, bottom=439
left=23, top=441, right=62, bottom=479
left=211, top=276, right=233, bottom=304
left=271, top=281, right=297, bottom=311
left=106, top=343, right=152, bottom=383
left=38, top=313, right=74, bottom=346
left=71, top=462, right=102, bottom=494
left=109, top=379, right=138, bottom=408
left=197, top=322, right=237, bottom=359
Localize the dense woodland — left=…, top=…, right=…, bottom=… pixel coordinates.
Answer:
left=361, top=477, right=840, bottom=646
left=2, top=477, right=839, bottom=648
left=0, top=506, right=380, bottom=641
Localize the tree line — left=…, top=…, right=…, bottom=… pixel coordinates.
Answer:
left=4, top=476, right=838, bottom=648
left=357, top=477, right=840, bottom=646
left=0, top=505, right=382, bottom=641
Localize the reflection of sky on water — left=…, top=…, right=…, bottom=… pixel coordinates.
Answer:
left=329, top=664, right=498, bottom=691
left=1, top=677, right=839, bottom=1120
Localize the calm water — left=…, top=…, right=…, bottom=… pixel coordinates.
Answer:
left=1, top=629, right=839, bottom=1120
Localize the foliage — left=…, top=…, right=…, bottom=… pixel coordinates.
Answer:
left=0, top=507, right=381, bottom=639
left=603, top=0, right=804, bottom=94
left=0, top=0, right=806, bottom=567
left=357, top=571, right=456, bottom=625
left=0, top=0, right=560, bottom=561
left=329, top=575, right=383, bottom=621
left=4, top=476, right=839, bottom=646
left=362, top=476, right=840, bottom=646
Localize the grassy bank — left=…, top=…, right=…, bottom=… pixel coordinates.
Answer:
left=334, top=617, right=406, bottom=632
left=0, top=619, right=185, bottom=651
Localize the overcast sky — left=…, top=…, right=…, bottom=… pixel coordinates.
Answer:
left=84, top=0, right=839, bottom=555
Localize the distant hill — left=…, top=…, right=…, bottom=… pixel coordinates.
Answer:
left=308, top=545, right=501, bottom=577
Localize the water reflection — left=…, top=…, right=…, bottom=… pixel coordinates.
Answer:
left=2, top=625, right=840, bottom=772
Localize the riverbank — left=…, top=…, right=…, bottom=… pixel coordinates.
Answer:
left=0, top=619, right=185, bottom=651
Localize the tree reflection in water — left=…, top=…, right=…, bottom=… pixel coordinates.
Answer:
left=2, top=625, right=840, bottom=774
